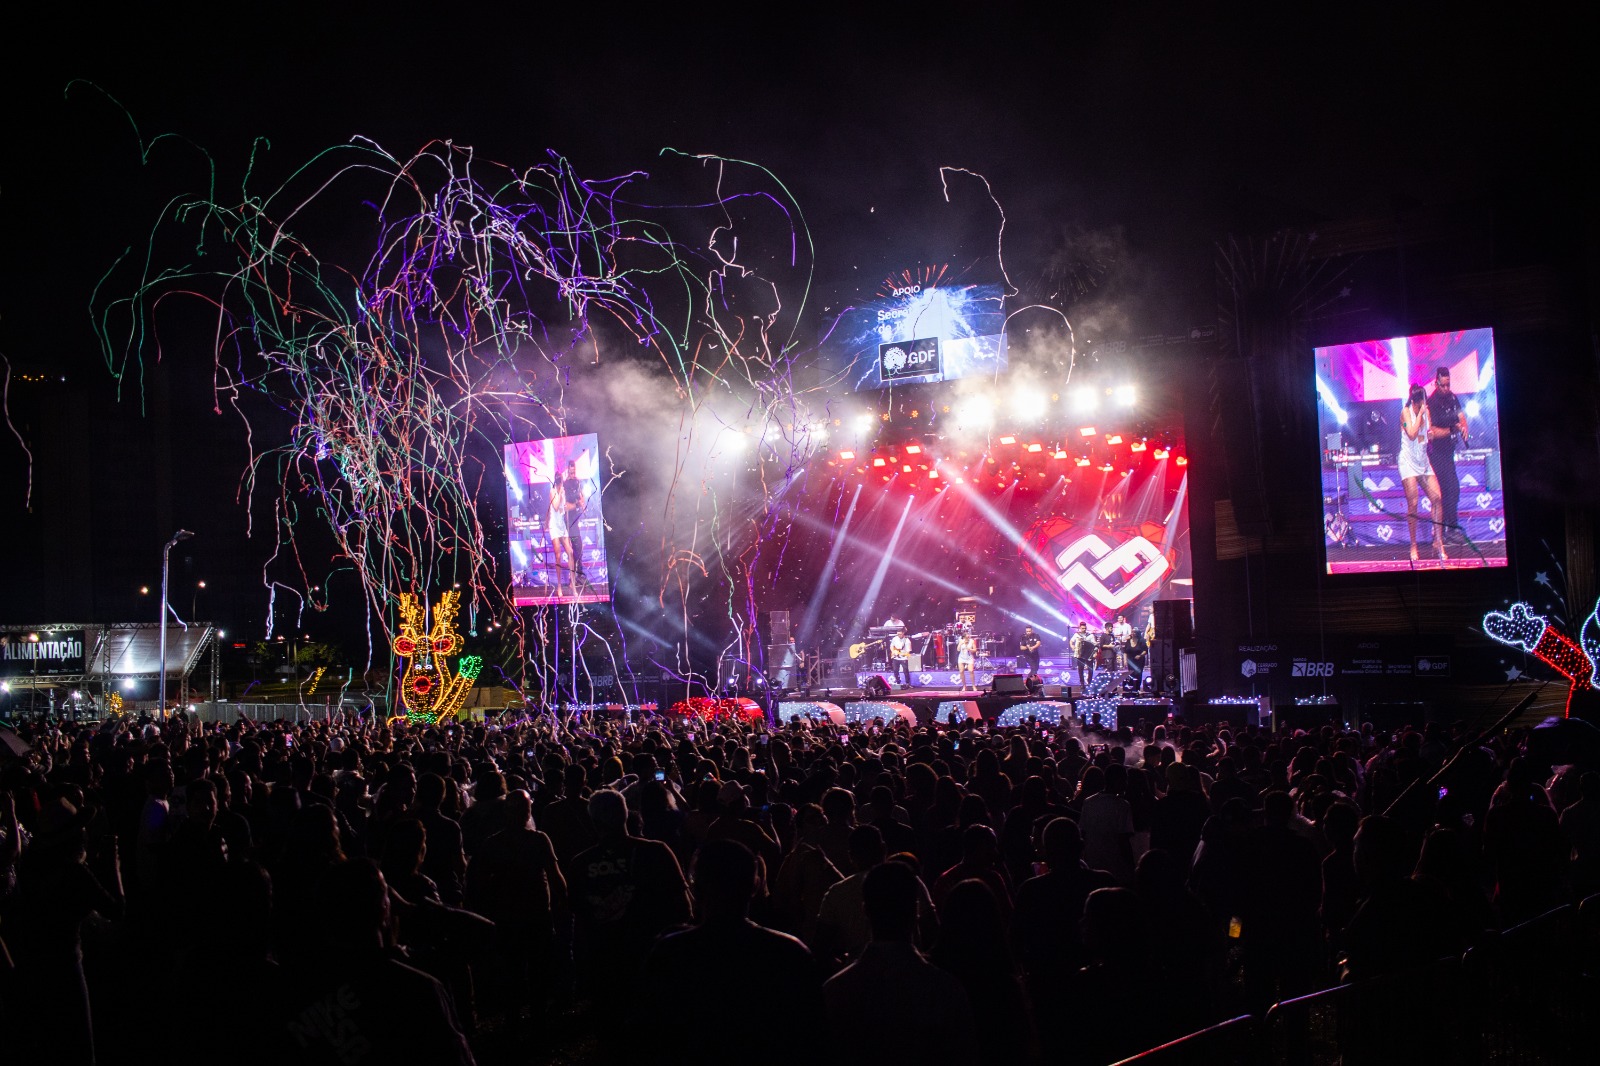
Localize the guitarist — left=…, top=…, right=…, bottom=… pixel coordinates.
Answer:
left=888, top=630, right=913, bottom=688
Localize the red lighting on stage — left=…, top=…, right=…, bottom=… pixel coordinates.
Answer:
left=1053, top=450, right=1068, bottom=459
left=902, top=464, right=912, bottom=473
left=1176, top=455, right=1189, bottom=466
left=905, top=444, right=922, bottom=454
left=1130, top=440, right=1148, bottom=452
left=1027, top=443, right=1043, bottom=452
left=873, top=457, right=886, bottom=467
left=929, top=469, right=940, bottom=478
left=1105, top=434, right=1123, bottom=445
left=1100, top=463, right=1115, bottom=472
left=839, top=450, right=855, bottom=460
left=881, top=475, right=891, bottom=482
left=1076, top=457, right=1091, bottom=467
left=1153, top=448, right=1170, bottom=459
left=955, top=477, right=965, bottom=484
left=1079, top=426, right=1097, bottom=437
left=999, top=435, right=1017, bottom=445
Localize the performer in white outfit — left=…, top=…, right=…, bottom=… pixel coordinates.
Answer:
left=1399, top=383, right=1446, bottom=564
left=548, top=481, right=579, bottom=597
left=956, top=630, right=977, bottom=690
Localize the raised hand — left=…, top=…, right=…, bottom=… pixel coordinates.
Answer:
left=1483, top=602, right=1548, bottom=652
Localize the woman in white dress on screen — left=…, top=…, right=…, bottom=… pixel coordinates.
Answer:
left=1400, top=383, right=1446, bottom=564
left=547, top=479, right=579, bottom=598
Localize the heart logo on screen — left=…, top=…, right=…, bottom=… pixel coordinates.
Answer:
left=1476, top=492, right=1493, bottom=511
left=1050, top=533, right=1171, bottom=610
left=1376, top=524, right=1394, bottom=541
left=1368, top=501, right=1385, bottom=513
left=1461, top=474, right=1480, bottom=487
left=1022, top=518, right=1177, bottom=613
left=1490, top=517, right=1505, bottom=534
left=1420, top=498, right=1432, bottom=513
left=918, top=673, right=933, bottom=685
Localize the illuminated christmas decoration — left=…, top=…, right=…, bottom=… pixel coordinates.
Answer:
left=1483, top=602, right=1596, bottom=718
left=306, top=666, right=327, bottom=695
left=393, top=591, right=483, bottom=724
left=668, top=696, right=764, bottom=722
left=106, top=692, right=124, bottom=716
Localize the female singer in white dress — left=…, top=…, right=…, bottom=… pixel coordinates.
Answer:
left=1400, top=384, right=1446, bottom=563
left=548, top=480, right=579, bottom=597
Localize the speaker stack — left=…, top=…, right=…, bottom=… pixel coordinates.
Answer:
left=1150, top=600, right=1193, bottom=698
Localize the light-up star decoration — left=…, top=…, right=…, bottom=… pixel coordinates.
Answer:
left=392, top=591, right=483, bottom=724
left=1483, top=601, right=1600, bottom=719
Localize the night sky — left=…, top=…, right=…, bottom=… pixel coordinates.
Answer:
left=3, top=3, right=1592, bottom=681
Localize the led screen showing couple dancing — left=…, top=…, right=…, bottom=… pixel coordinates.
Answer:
left=1315, top=328, right=1506, bottom=574
left=505, top=434, right=611, bottom=605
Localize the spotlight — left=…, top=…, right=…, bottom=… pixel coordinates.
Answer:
left=1153, top=448, right=1170, bottom=459
left=1079, top=426, right=1097, bottom=437
left=957, top=396, right=995, bottom=427
left=1175, top=455, right=1189, bottom=466
left=1071, top=386, right=1098, bottom=414
left=902, top=464, right=912, bottom=473
left=873, top=457, right=886, bottom=467
left=1130, top=440, right=1148, bottom=452
left=1105, top=434, right=1123, bottom=445
left=839, top=450, right=855, bottom=460
left=955, top=477, right=965, bottom=484
left=905, top=444, right=922, bottom=454
left=929, top=469, right=940, bottom=478
left=1027, top=443, right=1043, bottom=452
left=1053, top=450, right=1068, bottom=459
left=999, top=435, right=1017, bottom=445
left=1099, top=463, right=1115, bottom=471
left=1114, top=384, right=1137, bottom=407
left=1014, top=387, right=1048, bottom=422
left=1076, top=457, right=1092, bottom=467
left=1465, top=399, right=1481, bottom=419
left=854, top=414, right=876, bottom=434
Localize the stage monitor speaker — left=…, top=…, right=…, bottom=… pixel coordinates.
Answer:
left=990, top=673, right=1029, bottom=695
left=1042, top=684, right=1064, bottom=698
left=864, top=675, right=892, bottom=699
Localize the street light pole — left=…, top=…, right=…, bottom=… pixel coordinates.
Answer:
left=159, top=530, right=195, bottom=717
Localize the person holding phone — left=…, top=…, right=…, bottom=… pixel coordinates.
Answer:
left=1400, top=383, right=1446, bottom=563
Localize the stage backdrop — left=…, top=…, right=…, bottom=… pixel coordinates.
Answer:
left=505, top=433, right=611, bottom=606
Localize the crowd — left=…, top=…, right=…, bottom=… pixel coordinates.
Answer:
left=2, top=704, right=1599, bottom=1065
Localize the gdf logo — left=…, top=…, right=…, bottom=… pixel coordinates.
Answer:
left=1292, top=660, right=1334, bottom=677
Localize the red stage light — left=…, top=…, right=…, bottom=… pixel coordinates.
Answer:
left=955, top=477, right=965, bottom=484
left=1176, top=455, right=1189, bottom=466
left=873, top=457, right=886, bottom=467
left=881, top=474, right=891, bottom=482
left=1075, top=457, right=1091, bottom=467
left=1053, top=450, right=1068, bottom=459
left=1153, top=448, right=1169, bottom=459
left=1106, top=434, right=1123, bottom=445
left=1100, top=463, right=1114, bottom=471
left=1079, top=426, right=1097, bottom=437
left=999, top=435, right=1017, bottom=445
left=929, top=469, right=940, bottom=478
left=902, top=464, right=912, bottom=473
left=839, top=450, right=855, bottom=460
left=905, top=444, right=922, bottom=454
left=1027, top=443, right=1043, bottom=452
left=1130, top=440, right=1147, bottom=452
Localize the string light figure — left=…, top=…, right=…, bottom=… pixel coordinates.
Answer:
left=1483, top=601, right=1597, bottom=718
left=393, top=591, right=483, bottom=723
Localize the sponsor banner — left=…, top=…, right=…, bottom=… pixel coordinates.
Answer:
left=0, top=629, right=87, bottom=679
left=1233, top=636, right=1456, bottom=688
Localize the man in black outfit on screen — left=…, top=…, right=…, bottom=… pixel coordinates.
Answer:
left=1425, top=365, right=1468, bottom=544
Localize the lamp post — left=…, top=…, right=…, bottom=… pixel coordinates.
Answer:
left=159, top=530, right=195, bottom=717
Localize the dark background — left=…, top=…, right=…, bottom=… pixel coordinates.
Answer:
left=3, top=3, right=1594, bottom=709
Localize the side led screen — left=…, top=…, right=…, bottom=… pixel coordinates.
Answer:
left=1315, top=328, right=1505, bottom=574
left=505, top=434, right=610, bottom=605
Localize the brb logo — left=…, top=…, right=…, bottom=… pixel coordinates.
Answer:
left=879, top=337, right=940, bottom=379
left=1292, top=659, right=1335, bottom=677
left=1022, top=517, right=1181, bottom=614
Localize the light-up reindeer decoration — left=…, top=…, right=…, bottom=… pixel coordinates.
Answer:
left=392, top=590, right=483, bottom=723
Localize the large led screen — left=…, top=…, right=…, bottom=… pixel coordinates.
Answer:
left=1315, top=328, right=1506, bottom=574
left=823, top=278, right=1007, bottom=391
left=505, top=434, right=610, bottom=605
